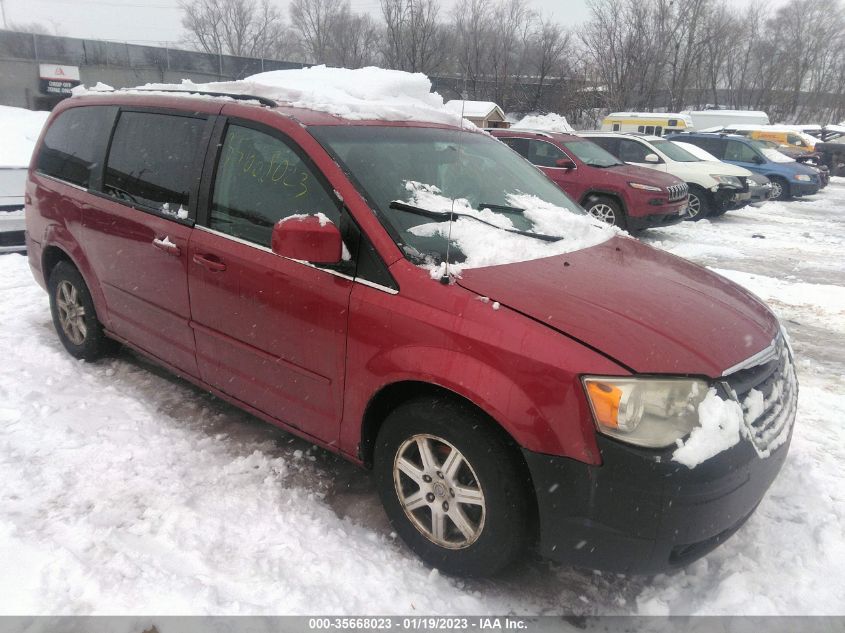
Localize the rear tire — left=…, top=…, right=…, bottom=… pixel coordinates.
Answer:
left=374, top=396, right=531, bottom=577
left=585, top=195, right=627, bottom=230
left=48, top=261, right=117, bottom=361
left=686, top=186, right=712, bottom=221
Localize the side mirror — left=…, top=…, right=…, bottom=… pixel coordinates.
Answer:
left=753, top=155, right=766, bottom=164
left=644, top=153, right=661, bottom=164
left=271, top=214, right=343, bottom=265
left=555, top=158, right=577, bottom=169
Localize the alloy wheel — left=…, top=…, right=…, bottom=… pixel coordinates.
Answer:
left=588, top=203, right=617, bottom=225
left=393, top=434, right=486, bottom=549
left=770, top=180, right=783, bottom=200
left=687, top=193, right=701, bottom=218
left=56, top=280, right=87, bottom=345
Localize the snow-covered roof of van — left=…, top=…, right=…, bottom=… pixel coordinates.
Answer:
left=72, top=66, right=470, bottom=128
left=682, top=109, right=769, bottom=117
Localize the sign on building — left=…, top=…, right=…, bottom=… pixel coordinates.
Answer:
left=38, top=64, right=82, bottom=96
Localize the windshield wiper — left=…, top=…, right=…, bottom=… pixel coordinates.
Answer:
left=389, top=201, right=562, bottom=243
left=586, top=162, right=621, bottom=168
left=477, top=203, right=525, bottom=214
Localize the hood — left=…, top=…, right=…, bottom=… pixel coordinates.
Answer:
left=457, top=236, right=779, bottom=377
left=605, top=163, right=684, bottom=187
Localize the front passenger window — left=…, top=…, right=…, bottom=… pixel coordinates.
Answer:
left=618, top=139, right=650, bottom=163
left=210, top=124, right=338, bottom=248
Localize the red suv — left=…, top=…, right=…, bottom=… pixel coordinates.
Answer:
left=26, top=90, right=796, bottom=577
left=490, top=129, right=689, bottom=231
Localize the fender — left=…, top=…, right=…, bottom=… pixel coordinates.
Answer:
left=580, top=188, right=626, bottom=211
left=341, top=344, right=603, bottom=465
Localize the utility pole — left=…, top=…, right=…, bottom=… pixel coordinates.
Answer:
left=1, top=0, right=8, bottom=29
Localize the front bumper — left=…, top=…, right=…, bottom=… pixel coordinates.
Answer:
left=627, top=205, right=687, bottom=231
left=523, top=430, right=792, bottom=574
left=791, top=180, right=820, bottom=197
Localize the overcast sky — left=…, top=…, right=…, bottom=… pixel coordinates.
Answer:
left=2, top=0, right=778, bottom=48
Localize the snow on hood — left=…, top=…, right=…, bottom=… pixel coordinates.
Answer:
left=761, top=148, right=795, bottom=163
left=78, top=66, right=468, bottom=127
left=0, top=105, right=50, bottom=168
left=513, top=113, right=574, bottom=133
left=401, top=181, right=616, bottom=274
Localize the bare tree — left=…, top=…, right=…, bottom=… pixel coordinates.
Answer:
left=526, top=18, right=571, bottom=112
left=326, top=7, right=380, bottom=68
left=380, top=0, right=448, bottom=74
left=180, top=0, right=289, bottom=59
left=290, top=0, right=343, bottom=64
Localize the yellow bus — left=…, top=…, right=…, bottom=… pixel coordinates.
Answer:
left=600, top=112, right=693, bottom=136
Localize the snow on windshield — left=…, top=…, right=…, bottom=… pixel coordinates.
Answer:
left=403, top=181, right=615, bottom=274
left=87, top=66, right=467, bottom=127
left=760, top=148, right=795, bottom=163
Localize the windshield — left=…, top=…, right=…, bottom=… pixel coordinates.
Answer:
left=311, top=125, right=612, bottom=270
left=651, top=139, right=699, bottom=162
left=560, top=140, right=622, bottom=167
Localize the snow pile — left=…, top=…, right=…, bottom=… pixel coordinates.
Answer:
left=513, top=113, right=574, bottom=133
left=0, top=105, right=50, bottom=168
left=84, top=66, right=466, bottom=127
left=401, top=181, right=615, bottom=271
left=672, top=388, right=745, bottom=468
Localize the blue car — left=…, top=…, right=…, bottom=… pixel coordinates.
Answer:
left=666, top=133, right=821, bottom=200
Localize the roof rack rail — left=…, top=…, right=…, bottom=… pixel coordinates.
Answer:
left=130, top=88, right=278, bottom=107
left=485, top=127, right=554, bottom=138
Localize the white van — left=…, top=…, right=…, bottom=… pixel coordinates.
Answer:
left=600, top=112, right=693, bottom=136
left=682, top=110, right=770, bottom=130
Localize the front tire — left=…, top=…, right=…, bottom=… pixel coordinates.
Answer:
left=585, top=195, right=627, bottom=230
left=374, top=396, right=531, bottom=577
left=769, top=176, right=790, bottom=201
left=686, top=186, right=712, bottom=221
left=48, top=261, right=116, bottom=361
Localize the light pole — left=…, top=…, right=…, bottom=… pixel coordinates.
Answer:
left=0, top=0, right=8, bottom=29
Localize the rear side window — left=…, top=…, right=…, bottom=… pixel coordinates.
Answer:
left=688, top=137, right=724, bottom=158
left=209, top=124, right=338, bottom=248
left=104, top=111, right=205, bottom=215
left=724, top=140, right=759, bottom=163
left=618, top=139, right=651, bottom=163
left=527, top=140, right=567, bottom=168
left=500, top=137, right=530, bottom=158
left=36, top=106, right=116, bottom=188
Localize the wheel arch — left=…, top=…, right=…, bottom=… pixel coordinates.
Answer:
left=580, top=189, right=626, bottom=213
left=359, top=379, right=540, bottom=537
left=40, top=231, right=110, bottom=328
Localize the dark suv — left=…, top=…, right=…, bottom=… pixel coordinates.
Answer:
left=489, top=129, right=688, bottom=231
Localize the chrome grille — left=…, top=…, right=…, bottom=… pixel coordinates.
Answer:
left=666, top=182, right=689, bottom=201
left=722, top=335, right=798, bottom=452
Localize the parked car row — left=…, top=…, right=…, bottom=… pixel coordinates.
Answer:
left=24, top=83, right=799, bottom=579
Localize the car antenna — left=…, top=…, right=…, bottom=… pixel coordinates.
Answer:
left=440, top=89, right=468, bottom=285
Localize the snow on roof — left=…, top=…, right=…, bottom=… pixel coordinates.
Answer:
left=75, top=66, right=469, bottom=127
left=0, top=105, right=50, bottom=168
left=513, top=113, right=574, bottom=133
left=444, top=100, right=504, bottom=120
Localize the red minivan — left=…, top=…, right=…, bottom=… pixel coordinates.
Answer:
left=490, top=129, right=689, bottom=231
left=26, top=90, right=797, bottom=577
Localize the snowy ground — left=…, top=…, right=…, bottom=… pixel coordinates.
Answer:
left=0, top=180, right=843, bottom=616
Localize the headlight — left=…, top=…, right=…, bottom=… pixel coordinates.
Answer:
left=628, top=182, right=663, bottom=192
left=710, top=174, right=742, bottom=187
left=795, top=174, right=812, bottom=181
left=583, top=377, right=709, bottom=448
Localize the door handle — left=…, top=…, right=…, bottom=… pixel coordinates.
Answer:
left=152, top=236, right=181, bottom=256
left=193, top=253, right=227, bottom=272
